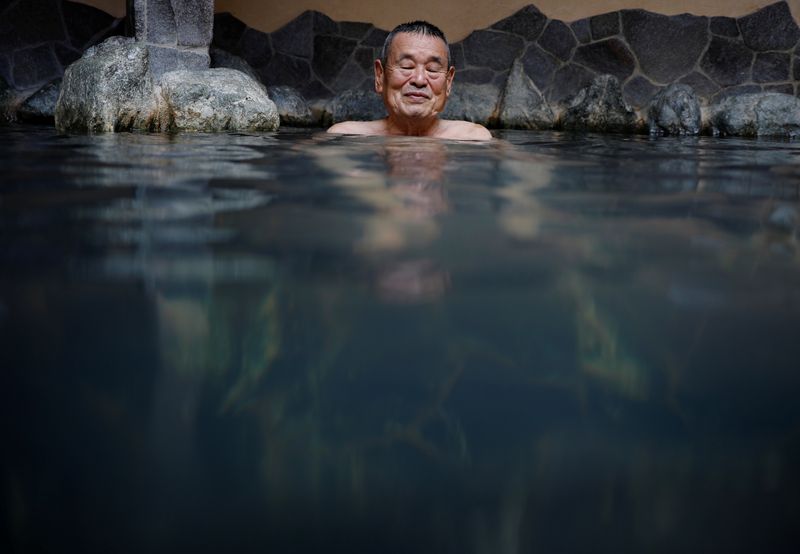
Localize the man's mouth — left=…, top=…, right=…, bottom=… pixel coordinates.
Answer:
left=403, top=91, right=430, bottom=100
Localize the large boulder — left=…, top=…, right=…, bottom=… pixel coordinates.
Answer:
left=160, top=68, right=279, bottom=131
left=710, top=92, right=800, bottom=137
left=498, top=60, right=554, bottom=129
left=325, top=89, right=385, bottom=124
left=648, top=83, right=701, bottom=136
left=441, top=82, right=502, bottom=126
left=267, top=85, right=316, bottom=126
left=55, top=37, right=161, bottom=133
left=18, top=80, right=62, bottom=123
left=559, top=74, right=638, bottom=133
left=210, top=46, right=262, bottom=85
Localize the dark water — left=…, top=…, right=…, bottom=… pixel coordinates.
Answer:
left=2, top=125, right=799, bottom=553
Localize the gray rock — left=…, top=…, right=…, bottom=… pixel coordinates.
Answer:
left=571, top=19, right=592, bottom=44
left=147, top=45, right=209, bottom=79
left=339, top=22, right=373, bottom=40
left=648, top=83, right=701, bottom=135
left=325, top=89, right=385, bottom=124
left=12, top=44, right=62, bottom=89
left=753, top=52, right=791, bottom=83
left=172, top=0, right=214, bottom=48
left=765, top=83, right=795, bottom=95
left=709, top=16, right=739, bottom=37
left=271, top=10, right=316, bottom=59
left=1, top=76, right=17, bottom=123
left=711, top=92, right=800, bottom=137
left=713, top=85, right=763, bottom=102
left=678, top=72, right=720, bottom=99
left=261, top=53, right=312, bottom=90
left=267, top=85, right=316, bottom=126
left=622, top=11, right=708, bottom=84
left=590, top=12, right=620, bottom=40
left=441, top=82, right=501, bottom=126
left=498, top=60, right=554, bottom=129
left=160, top=68, right=279, bottom=131
left=210, top=46, right=262, bottom=85
left=461, top=30, right=524, bottom=71
left=701, top=36, right=754, bottom=87
left=546, top=63, right=596, bottom=104
left=795, top=56, right=800, bottom=80
left=560, top=74, right=638, bottom=133
left=235, top=27, right=272, bottom=70
left=457, top=68, right=496, bottom=85
left=361, top=27, right=389, bottom=48
left=623, top=75, right=662, bottom=109
left=738, top=1, right=800, bottom=52
left=572, top=38, right=635, bottom=82
left=18, top=79, right=61, bottom=122
left=538, top=20, right=576, bottom=62
left=134, top=0, right=176, bottom=44
left=331, top=61, right=369, bottom=92
left=312, top=35, right=358, bottom=84
left=491, top=5, right=548, bottom=41
left=212, top=12, right=247, bottom=53
left=62, top=1, right=117, bottom=50
left=520, top=44, right=559, bottom=90
left=354, top=47, right=378, bottom=73
left=55, top=37, right=161, bottom=132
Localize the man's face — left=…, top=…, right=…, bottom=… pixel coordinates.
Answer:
left=375, top=32, right=455, bottom=123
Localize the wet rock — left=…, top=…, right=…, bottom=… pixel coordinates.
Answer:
left=491, top=5, right=548, bottom=41
left=312, top=35, right=358, bottom=84
left=546, top=63, right=595, bottom=104
left=678, top=72, right=720, bottom=99
left=267, top=86, right=316, bottom=126
left=765, top=83, right=795, bottom=95
left=260, top=53, right=311, bottom=90
left=559, top=74, right=638, bottom=133
left=538, top=20, right=576, bottom=62
left=498, top=60, right=554, bottom=129
left=623, top=75, right=661, bottom=109
left=572, top=38, right=635, bottom=82
left=709, top=16, right=739, bottom=37
left=55, top=37, right=160, bottom=132
left=622, top=11, right=708, bottom=84
left=325, top=89, right=385, bottom=124
left=701, top=36, right=753, bottom=87
left=590, top=12, right=620, bottom=40
left=271, top=10, right=317, bottom=59
left=210, top=46, right=262, bottom=85
left=711, top=92, right=800, bottom=137
left=752, top=52, right=791, bottom=83
left=648, top=84, right=701, bottom=135
left=571, top=19, right=592, bottom=44
left=520, top=44, right=559, bottom=91
left=441, top=82, right=501, bottom=126
left=461, top=30, right=524, bottom=71
left=738, top=1, right=800, bottom=52
left=18, top=79, right=61, bottom=122
left=160, top=68, right=279, bottom=131
left=457, top=68, right=495, bottom=85
left=712, top=85, right=763, bottom=103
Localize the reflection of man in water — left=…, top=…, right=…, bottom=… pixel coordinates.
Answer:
left=328, top=21, right=492, bottom=141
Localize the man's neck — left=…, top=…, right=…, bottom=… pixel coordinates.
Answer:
left=384, top=116, right=443, bottom=137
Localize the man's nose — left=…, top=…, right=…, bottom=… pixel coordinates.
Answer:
left=410, top=66, right=427, bottom=86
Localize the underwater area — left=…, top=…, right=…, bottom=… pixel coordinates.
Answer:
left=1, top=125, right=800, bottom=553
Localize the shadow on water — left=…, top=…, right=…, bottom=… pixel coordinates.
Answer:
left=1, top=126, right=800, bottom=553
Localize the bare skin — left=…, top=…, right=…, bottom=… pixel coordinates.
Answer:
left=328, top=32, right=492, bottom=141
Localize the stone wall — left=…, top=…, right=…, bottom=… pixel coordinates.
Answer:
left=212, top=2, right=800, bottom=111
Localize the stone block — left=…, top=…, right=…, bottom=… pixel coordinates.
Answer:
left=135, top=0, right=177, bottom=45
left=300, top=79, right=334, bottom=101
left=560, top=74, right=638, bottom=132
left=738, top=1, right=800, bottom=52
left=147, top=46, right=209, bottom=79
left=498, top=60, right=554, bottom=129
left=261, top=53, right=311, bottom=89
left=312, top=35, right=358, bottom=84
left=172, top=0, right=214, bottom=48
left=355, top=47, right=377, bottom=73
left=325, top=89, right=385, bottom=124
left=272, top=10, right=315, bottom=58
left=13, top=44, right=61, bottom=89
left=18, top=79, right=61, bottom=122
left=331, top=61, right=368, bottom=93
left=546, top=63, right=595, bottom=104
left=648, top=83, right=701, bottom=135
left=623, top=75, right=661, bottom=108
left=441, top=82, right=500, bottom=125
left=753, top=52, right=791, bottom=83
left=709, top=16, right=739, bottom=37
left=462, top=30, right=524, bottom=71
left=678, top=72, right=720, bottom=99
left=62, top=1, right=116, bottom=50
left=267, top=85, right=316, bottom=126
left=794, top=56, right=800, bottom=80
left=362, top=28, right=389, bottom=48
left=450, top=43, right=465, bottom=69
left=765, top=83, right=794, bottom=94
left=571, top=19, right=591, bottom=44
left=538, top=20, right=576, bottom=62
left=711, top=91, right=800, bottom=137
left=0, top=0, right=65, bottom=51
left=622, top=10, right=708, bottom=84
left=590, top=12, right=620, bottom=40
left=312, top=11, right=338, bottom=35
left=54, top=43, right=82, bottom=68
left=237, top=28, right=273, bottom=70
left=339, top=22, right=373, bottom=40
left=521, top=43, right=559, bottom=90
left=212, top=12, right=247, bottom=53
left=490, top=5, right=547, bottom=41
left=701, top=36, right=753, bottom=87
left=210, top=46, right=262, bottom=85
left=713, top=84, right=763, bottom=102
left=573, top=38, right=635, bottom=82
left=457, top=68, right=496, bottom=85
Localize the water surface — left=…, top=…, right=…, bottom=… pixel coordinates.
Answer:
left=1, top=126, right=799, bottom=553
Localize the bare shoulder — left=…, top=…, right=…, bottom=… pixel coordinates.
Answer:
left=327, top=120, right=386, bottom=135
left=437, top=120, right=493, bottom=141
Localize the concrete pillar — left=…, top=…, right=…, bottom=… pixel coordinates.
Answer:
left=132, top=0, right=213, bottom=78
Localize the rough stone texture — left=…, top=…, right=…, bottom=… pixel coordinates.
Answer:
left=354, top=47, right=377, bottom=73
left=212, top=12, right=247, bottom=53
left=571, top=19, right=592, bottom=44
left=160, top=68, right=279, bottom=131
left=679, top=72, right=720, bottom=99
left=313, top=35, right=358, bottom=84
left=457, top=68, right=496, bottom=85
left=538, top=20, right=576, bottom=62
left=648, top=84, right=701, bottom=135
left=547, top=64, right=596, bottom=104
left=520, top=44, right=559, bottom=90
left=461, top=30, right=524, bottom=71
left=0, top=0, right=65, bottom=52
left=713, top=84, right=763, bottom=102
left=260, top=53, right=311, bottom=90
left=325, top=89, right=385, bottom=124
left=236, top=28, right=273, bottom=71
left=711, top=92, right=800, bottom=137
left=267, top=85, right=316, bottom=126
left=362, top=27, right=389, bottom=48
left=623, top=75, right=662, bottom=109
left=590, top=12, right=620, bottom=40
left=709, top=17, right=740, bottom=37
left=738, top=2, right=800, bottom=52
left=13, top=44, right=62, bottom=89
left=210, top=47, right=262, bottom=85
left=339, top=22, right=373, bottom=40
left=794, top=56, right=800, bottom=81
left=134, top=0, right=212, bottom=75
left=134, top=0, right=176, bottom=44
left=491, top=5, right=547, bottom=41
left=573, top=39, right=635, bottom=82
left=172, top=0, right=214, bottom=48
left=498, top=60, right=554, bottom=129
left=622, top=11, right=708, bottom=84
left=332, top=61, right=368, bottom=91
left=765, top=83, right=795, bottom=94
left=18, top=79, right=61, bottom=122
left=55, top=37, right=160, bottom=132
left=272, top=10, right=316, bottom=58
left=148, top=45, right=210, bottom=79
left=441, top=83, right=501, bottom=125
left=753, top=52, right=791, bottom=83
left=560, top=75, right=638, bottom=132
left=701, top=36, right=754, bottom=87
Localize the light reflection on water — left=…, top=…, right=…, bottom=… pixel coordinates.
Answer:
left=1, top=126, right=799, bottom=553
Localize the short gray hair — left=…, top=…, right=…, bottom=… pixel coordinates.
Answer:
left=380, top=21, right=451, bottom=69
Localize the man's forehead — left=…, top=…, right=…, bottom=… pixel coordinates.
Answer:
left=388, top=32, right=448, bottom=60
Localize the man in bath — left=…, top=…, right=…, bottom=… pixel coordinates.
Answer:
left=327, top=21, right=492, bottom=141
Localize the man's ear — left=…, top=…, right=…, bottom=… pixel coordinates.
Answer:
left=446, top=66, right=455, bottom=96
left=374, top=60, right=385, bottom=93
